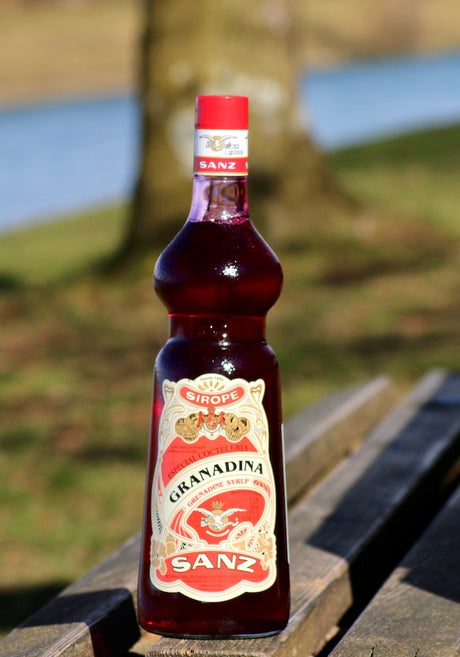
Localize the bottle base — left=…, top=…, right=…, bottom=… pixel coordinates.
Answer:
left=139, top=616, right=288, bottom=640
left=151, top=628, right=285, bottom=640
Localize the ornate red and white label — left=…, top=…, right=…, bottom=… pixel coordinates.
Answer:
left=193, top=129, right=248, bottom=175
left=150, top=373, right=277, bottom=602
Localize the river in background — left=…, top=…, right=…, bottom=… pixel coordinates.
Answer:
left=1, top=51, right=460, bottom=233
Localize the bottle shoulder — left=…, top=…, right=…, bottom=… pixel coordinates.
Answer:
left=154, top=220, right=283, bottom=316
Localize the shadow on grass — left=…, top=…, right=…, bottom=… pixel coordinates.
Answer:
left=277, top=317, right=460, bottom=402
left=75, top=444, right=146, bottom=463
left=0, top=582, right=68, bottom=634
left=0, top=273, right=23, bottom=293
left=316, top=227, right=452, bottom=285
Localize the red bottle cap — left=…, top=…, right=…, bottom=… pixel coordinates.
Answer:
left=195, top=95, right=248, bottom=130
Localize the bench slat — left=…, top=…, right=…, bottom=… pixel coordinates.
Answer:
left=329, top=481, right=460, bottom=657
left=285, top=375, right=396, bottom=503
left=147, top=371, right=460, bottom=657
left=0, top=535, right=141, bottom=657
left=0, top=377, right=394, bottom=657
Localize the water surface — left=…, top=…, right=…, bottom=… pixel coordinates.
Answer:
left=2, top=51, right=460, bottom=233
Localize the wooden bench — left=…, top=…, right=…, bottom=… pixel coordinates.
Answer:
left=328, top=480, right=460, bottom=657
left=1, top=370, right=459, bottom=657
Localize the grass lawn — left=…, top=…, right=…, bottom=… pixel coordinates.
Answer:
left=1, top=123, right=460, bottom=633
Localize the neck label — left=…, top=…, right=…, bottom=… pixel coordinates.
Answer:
left=194, top=129, right=248, bottom=175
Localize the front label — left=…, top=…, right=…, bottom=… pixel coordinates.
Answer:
left=150, top=374, right=277, bottom=602
left=193, top=129, right=248, bottom=175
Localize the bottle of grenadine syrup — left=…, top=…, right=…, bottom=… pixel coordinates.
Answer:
left=138, top=95, right=290, bottom=638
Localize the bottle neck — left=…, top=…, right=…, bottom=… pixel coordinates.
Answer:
left=187, top=175, right=249, bottom=224
left=169, top=314, right=266, bottom=342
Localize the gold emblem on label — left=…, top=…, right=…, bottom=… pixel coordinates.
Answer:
left=175, top=411, right=250, bottom=442
left=199, top=134, right=233, bottom=151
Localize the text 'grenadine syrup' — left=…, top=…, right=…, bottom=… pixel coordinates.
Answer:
left=138, top=95, right=290, bottom=638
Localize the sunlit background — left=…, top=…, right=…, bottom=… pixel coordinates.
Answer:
left=2, top=1, right=460, bottom=231
left=1, top=0, right=460, bottom=638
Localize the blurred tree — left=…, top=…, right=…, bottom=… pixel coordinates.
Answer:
left=124, top=0, right=351, bottom=253
left=376, top=0, right=423, bottom=53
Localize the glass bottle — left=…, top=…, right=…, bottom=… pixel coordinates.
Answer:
left=138, top=95, right=290, bottom=638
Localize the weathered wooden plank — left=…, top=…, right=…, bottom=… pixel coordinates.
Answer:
left=328, top=481, right=460, bottom=657
left=146, top=371, right=460, bottom=657
left=0, top=377, right=394, bottom=657
left=285, top=375, right=396, bottom=503
left=0, top=534, right=141, bottom=657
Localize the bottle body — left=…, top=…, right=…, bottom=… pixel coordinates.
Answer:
left=138, top=97, right=290, bottom=638
left=138, top=318, right=290, bottom=637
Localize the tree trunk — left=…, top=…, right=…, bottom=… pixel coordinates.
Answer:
left=124, top=0, right=351, bottom=254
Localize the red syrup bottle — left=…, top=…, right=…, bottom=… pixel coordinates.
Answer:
left=138, top=95, right=290, bottom=638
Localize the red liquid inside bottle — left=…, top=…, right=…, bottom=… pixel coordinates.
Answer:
left=138, top=96, right=290, bottom=638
